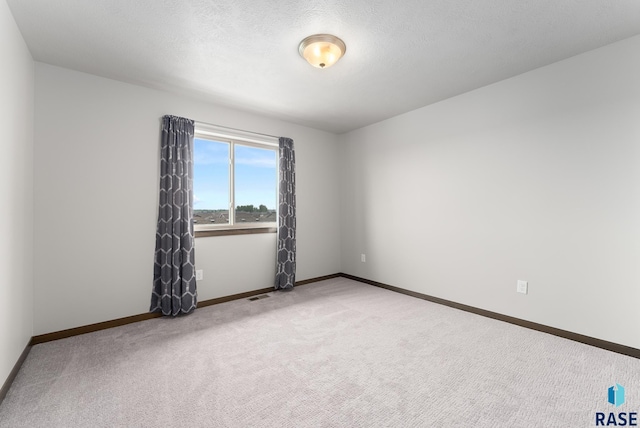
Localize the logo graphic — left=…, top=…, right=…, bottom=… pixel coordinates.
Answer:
left=608, top=384, right=625, bottom=407
left=595, top=383, right=636, bottom=426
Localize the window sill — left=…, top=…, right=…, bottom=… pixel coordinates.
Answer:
left=195, top=227, right=277, bottom=238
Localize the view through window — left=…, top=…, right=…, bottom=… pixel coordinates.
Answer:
left=193, top=130, right=278, bottom=228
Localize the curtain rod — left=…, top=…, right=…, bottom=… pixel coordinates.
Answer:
left=194, top=120, right=279, bottom=140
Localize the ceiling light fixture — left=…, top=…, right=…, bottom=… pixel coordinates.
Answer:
left=298, top=34, right=346, bottom=69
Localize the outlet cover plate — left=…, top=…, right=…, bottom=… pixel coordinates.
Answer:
left=517, top=280, right=528, bottom=294
left=196, top=270, right=203, bottom=281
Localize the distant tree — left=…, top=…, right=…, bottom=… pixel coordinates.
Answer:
left=259, top=204, right=268, bottom=212
left=236, top=204, right=255, bottom=213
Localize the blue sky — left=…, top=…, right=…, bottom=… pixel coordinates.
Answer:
left=193, top=138, right=277, bottom=210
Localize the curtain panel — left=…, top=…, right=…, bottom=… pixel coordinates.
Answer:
left=275, top=137, right=296, bottom=290
left=150, top=115, right=198, bottom=315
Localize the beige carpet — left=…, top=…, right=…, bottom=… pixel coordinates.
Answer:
left=1, top=277, right=638, bottom=427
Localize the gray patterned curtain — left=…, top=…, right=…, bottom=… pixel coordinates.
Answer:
left=150, top=115, right=197, bottom=315
left=275, top=137, right=296, bottom=291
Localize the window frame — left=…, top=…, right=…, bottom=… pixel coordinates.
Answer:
left=193, top=123, right=279, bottom=237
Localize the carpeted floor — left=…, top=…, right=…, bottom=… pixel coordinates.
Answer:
left=0, top=277, right=638, bottom=427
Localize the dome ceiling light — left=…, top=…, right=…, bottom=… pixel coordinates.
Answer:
left=298, top=34, right=346, bottom=69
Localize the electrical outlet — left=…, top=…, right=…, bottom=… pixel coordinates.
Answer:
left=517, top=280, right=528, bottom=294
left=196, top=270, right=203, bottom=281
left=361, top=254, right=366, bottom=263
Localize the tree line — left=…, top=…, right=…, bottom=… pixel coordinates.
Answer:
left=236, top=204, right=270, bottom=213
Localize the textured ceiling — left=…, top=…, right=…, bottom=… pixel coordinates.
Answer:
left=7, top=0, right=640, bottom=134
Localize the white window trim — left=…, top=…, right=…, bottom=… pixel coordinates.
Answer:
left=194, top=122, right=279, bottom=232
left=195, top=122, right=278, bottom=147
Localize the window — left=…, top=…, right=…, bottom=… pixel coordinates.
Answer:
left=193, top=124, right=278, bottom=234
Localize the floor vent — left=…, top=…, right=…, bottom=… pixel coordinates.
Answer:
left=248, top=294, right=270, bottom=301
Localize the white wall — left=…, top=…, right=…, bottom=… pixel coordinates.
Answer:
left=340, top=35, right=640, bottom=349
left=0, top=0, right=34, bottom=384
left=34, top=63, right=341, bottom=335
